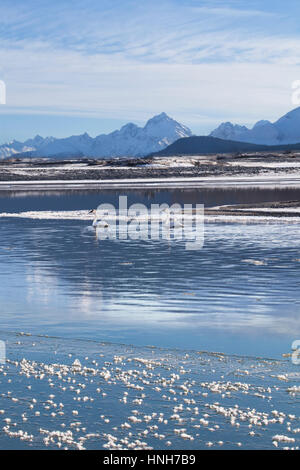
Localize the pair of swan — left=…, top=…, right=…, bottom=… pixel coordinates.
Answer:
left=89, top=208, right=183, bottom=229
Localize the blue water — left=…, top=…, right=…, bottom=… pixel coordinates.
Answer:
left=1, top=331, right=299, bottom=450
left=0, top=187, right=300, bottom=358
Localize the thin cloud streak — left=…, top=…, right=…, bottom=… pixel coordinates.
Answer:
left=0, top=0, right=300, bottom=138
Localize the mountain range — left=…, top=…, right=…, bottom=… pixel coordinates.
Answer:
left=210, top=107, right=300, bottom=145
left=0, top=113, right=192, bottom=159
left=2, top=107, right=300, bottom=159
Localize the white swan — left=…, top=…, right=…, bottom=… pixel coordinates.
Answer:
left=160, top=208, right=183, bottom=228
left=89, top=209, right=110, bottom=228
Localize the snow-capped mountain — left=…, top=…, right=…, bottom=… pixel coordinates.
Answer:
left=210, top=107, right=300, bottom=145
left=0, top=135, right=56, bottom=159
left=88, top=113, right=192, bottom=158
left=0, top=113, right=192, bottom=159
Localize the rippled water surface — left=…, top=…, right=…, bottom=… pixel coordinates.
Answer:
left=1, top=332, right=300, bottom=450
left=0, top=187, right=300, bottom=358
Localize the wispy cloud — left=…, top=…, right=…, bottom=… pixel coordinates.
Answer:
left=1, top=0, right=300, bottom=138
left=1, top=0, right=299, bottom=64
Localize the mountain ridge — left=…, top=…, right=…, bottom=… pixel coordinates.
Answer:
left=0, top=113, right=192, bottom=159
left=3, top=106, right=300, bottom=160
left=210, top=107, right=300, bottom=145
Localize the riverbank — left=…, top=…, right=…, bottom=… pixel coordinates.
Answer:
left=1, top=152, right=300, bottom=186
left=2, top=175, right=300, bottom=191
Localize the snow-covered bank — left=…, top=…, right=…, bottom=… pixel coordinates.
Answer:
left=1, top=207, right=300, bottom=224
left=1, top=174, right=300, bottom=191
left=1, top=151, right=300, bottom=189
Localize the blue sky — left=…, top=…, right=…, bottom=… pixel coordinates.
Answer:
left=1, top=0, right=300, bottom=143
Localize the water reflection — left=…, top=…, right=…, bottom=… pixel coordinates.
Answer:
left=0, top=188, right=300, bottom=358
left=1, top=185, right=300, bottom=212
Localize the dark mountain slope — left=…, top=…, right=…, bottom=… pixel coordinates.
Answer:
left=151, top=135, right=300, bottom=156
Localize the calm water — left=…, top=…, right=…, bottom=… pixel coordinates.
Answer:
left=1, top=186, right=300, bottom=358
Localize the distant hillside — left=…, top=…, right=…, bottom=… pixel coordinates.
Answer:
left=151, top=135, right=300, bottom=156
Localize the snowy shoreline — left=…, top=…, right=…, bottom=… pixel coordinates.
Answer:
left=0, top=174, right=300, bottom=191
left=2, top=203, right=300, bottom=223
left=1, top=152, right=300, bottom=189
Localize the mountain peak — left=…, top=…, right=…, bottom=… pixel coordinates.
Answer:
left=155, top=112, right=169, bottom=119
left=253, top=120, right=271, bottom=128
left=120, top=122, right=138, bottom=131
left=144, top=112, right=172, bottom=127
left=210, top=121, right=249, bottom=140
left=143, top=113, right=192, bottom=144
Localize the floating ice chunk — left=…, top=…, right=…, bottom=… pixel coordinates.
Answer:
left=272, top=435, right=295, bottom=443
left=242, top=259, right=267, bottom=266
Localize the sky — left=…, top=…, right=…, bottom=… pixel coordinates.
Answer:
left=1, top=0, right=300, bottom=143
